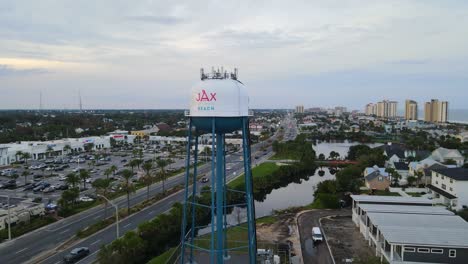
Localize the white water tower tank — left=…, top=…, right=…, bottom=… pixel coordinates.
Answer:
left=189, top=69, right=249, bottom=117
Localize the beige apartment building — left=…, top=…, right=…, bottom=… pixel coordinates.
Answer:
left=405, top=100, right=418, bottom=120
left=295, top=105, right=304, bottom=114
left=376, top=100, right=397, bottom=118
left=424, top=99, right=448, bottom=123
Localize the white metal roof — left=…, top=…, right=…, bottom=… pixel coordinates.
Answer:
left=379, top=225, right=468, bottom=247
left=358, top=204, right=453, bottom=215
left=351, top=195, right=433, bottom=205
left=367, top=213, right=467, bottom=228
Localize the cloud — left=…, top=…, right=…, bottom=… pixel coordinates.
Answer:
left=204, top=29, right=305, bottom=49
left=125, top=15, right=185, bottom=25
left=0, top=64, right=48, bottom=76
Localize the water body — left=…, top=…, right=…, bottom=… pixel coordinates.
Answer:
left=313, top=140, right=383, bottom=159
left=198, top=141, right=376, bottom=234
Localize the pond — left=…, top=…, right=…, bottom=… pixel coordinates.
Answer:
left=198, top=141, right=380, bottom=234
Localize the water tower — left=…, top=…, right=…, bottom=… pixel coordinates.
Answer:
left=180, top=68, right=257, bottom=263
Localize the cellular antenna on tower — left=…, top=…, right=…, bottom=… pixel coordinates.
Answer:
left=200, top=67, right=238, bottom=81
left=79, top=89, right=83, bottom=112
left=39, top=91, right=43, bottom=111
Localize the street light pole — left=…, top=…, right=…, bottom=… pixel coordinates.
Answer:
left=98, top=194, right=119, bottom=238
left=7, top=196, right=11, bottom=240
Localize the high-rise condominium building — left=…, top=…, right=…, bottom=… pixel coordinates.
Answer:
left=405, top=100, right=418, bottom=120
left=374, top=100, right=397, bottom=118
left=295, top=105, right=304, bottom=114
left=365, top=103, right=377, bottom=116
left=424, top=99, right=448, bottom=123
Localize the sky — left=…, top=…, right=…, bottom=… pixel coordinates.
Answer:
left=1, top=0, right=468, bottom=110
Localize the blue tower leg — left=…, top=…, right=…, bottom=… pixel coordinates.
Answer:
left=242, top=117, right=257, bottom=264
left=180, top=119, right=193, bottom=264
left=210, top=118, right=216, bottom=264
left=216, top=132, right=225, bottom=263
left=189, top=135, right=199, bottom=263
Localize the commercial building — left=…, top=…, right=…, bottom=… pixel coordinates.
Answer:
left=424, top=99, right=448, bottom=123
left=295, top=105, right=304, bottom=114
left=428, top=168, right=468, bottom=210
left=0, top=136, right=111, bottom=166
left=351, top=195, right=468, bottom=264
left=405, top=100, right=418, bottom=120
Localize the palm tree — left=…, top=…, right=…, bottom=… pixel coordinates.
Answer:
left=110, top=165, right=117, bottom=177
left=66, top=172, right=80, bottom=188
left=129, top=159, right=138, bottom=173
left=142, top=162, right=153, bottom=201
left=156, top=159, right=168, bottom=194
left=104, top=167, right=113, bottom=180
left=63, top=144, right=72, bottom=155
left=15, top=151, right=23, bottom=163
left=22, top=170, right=30, bottom=185
left=46, top=145, right=54, bottom=158
left=79, top=169, right=91, bottom=189
left=121, top=169, right=135, bottom=214
left=21, top=152, right=31, bottom=165
left=92, top=178, right=111, bottom=217
left=135, top=159, right=143, bottom=170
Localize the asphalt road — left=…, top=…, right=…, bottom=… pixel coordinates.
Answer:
left=297, top=210, right=350, bottom=264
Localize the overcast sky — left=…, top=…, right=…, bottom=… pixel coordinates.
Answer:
left=1, top=0, right=468, bottom=110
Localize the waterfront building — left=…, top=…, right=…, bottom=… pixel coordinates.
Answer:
left=405, top=100, right=418, bottom=120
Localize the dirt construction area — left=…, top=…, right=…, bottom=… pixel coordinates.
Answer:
left=321, top=215, right=375, bottom=263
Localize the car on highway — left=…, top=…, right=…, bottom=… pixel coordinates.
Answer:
left=63, top=247, right=90, bottom=263
left=200, top=177, right=209, bottom=183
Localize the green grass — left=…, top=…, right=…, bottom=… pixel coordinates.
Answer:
left=228, top=162, right=279, bottom=189
left=147, top=247, right=177, bottom=264
left=269, top=153, right=299, bottom=160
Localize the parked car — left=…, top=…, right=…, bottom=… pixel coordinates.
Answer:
left=79, top=196, right=94, bottom=202
left=0, top=180, right=16, bottom=189
left=56, top=184, right=69, bottom=190
left=63, top=247, right=90, bottom=263
left=312, top=227, right=323, bottom=243
left=23, top=183, right=35, bottom=191
left=59, top=175, right=67, bottom=181
left=43, top=186, right=55, bottom=193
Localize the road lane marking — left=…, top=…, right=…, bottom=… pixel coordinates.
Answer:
left=91, top=239, right=101, bottom=246
left=93, top=215, right=101, bottom=220
left=147, top=210, right=155, bottom=215
left=59, top=229, right=70, bottom=234
left=15, top=247, right=28, bottom=254
left=123, top=223, right=132, bottom=228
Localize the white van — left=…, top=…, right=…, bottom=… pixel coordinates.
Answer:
left=312, top=227, right=323, bottom=242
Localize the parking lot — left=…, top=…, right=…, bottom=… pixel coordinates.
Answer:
left=0, top=145, right=190, bottom=206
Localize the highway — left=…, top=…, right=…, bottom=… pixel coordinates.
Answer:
left=0, top=115, right=296, bottom=264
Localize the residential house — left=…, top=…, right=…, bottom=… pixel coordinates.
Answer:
left=390, top=162, right=409, bottom=185
left=431, top=147, right=465, bottom=167
left=365, top=171, right=391, bottom=191
left=428, top=168, right=468, bottom=210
